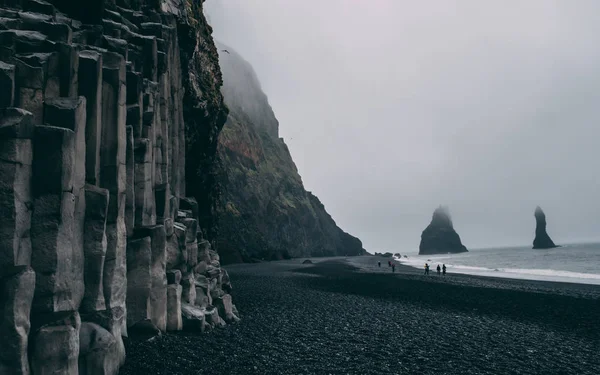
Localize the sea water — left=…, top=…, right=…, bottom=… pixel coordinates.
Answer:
left=394, top=242, right=600, bottom=285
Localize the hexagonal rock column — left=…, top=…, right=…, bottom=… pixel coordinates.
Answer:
left=30, top=125, right=79, bottom=313
left=99, top=51, right=127, bottom=322
left=0, top=266, right=36, bottom=374
left=215, top=294, right=239, bottom=323
left=125, top=69, right=142, bottom=138
left=78, top=322, right=120, bottom=375
left=134, top=138, right=155, bottom=226
left=12, top=51, right=45, bottom=124
left=166, top=221, right=186, bottom=272
left=194, top=274, right=211, bottom=309
left=79, top=308, right=125, bottom=369
left=181, top=271, right=196, bottom=306
left=0, top=61, right=15, bottom=108
left=0, top=108, right=34, bottom=278
left=125, top=125, right=135, bottom=236
left=155, top=182, right=169, bottom=225
left=125, top=236, right=152, bottom=327
left=30, top=312, right=81, bottom=375
left=57, top=41, right=79, bottom=97
left=180, top=218, right=198, bottom=266
left=80, top=185, right=109, bottom=313
left=43, top=96, right=87, bottom=312
left=78, top=50, right=103, bottom=185
left=180, top=303, right=204, bottom=332
left=166, top=284, right=182, bottom=332
left=134, top=225, right=167, bottom=331
left=15, top=52, right=61, bottom=101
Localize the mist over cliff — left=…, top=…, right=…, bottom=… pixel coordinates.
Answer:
left=204, top=0, right=600, bottom=252
left=213, top=43, right=365, bottom=263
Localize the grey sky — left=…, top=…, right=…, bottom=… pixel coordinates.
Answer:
left=204, top=0, right=600, bottom=252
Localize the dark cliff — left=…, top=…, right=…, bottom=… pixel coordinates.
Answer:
left=533, top=206, right=558, bottom=249
left=419, top=206, right=468, bottom=255
left=0, top=0, right=234, bottom=373
left=213, top=43, right=366, bottom=263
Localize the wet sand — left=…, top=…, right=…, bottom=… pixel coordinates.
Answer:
left=120, top=256, right=600, bottom=375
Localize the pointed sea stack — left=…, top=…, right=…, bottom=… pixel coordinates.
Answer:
left=533, top=206, right=558, bottom=249
left=419, top=206, right=468, bottom=255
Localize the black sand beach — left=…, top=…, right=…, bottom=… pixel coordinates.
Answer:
left=120, top=256, right=600, bottom=375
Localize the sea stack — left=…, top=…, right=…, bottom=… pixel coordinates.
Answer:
left=419, top=206, right=468, bottom=255
left=533, top=206, right=558, bottom=249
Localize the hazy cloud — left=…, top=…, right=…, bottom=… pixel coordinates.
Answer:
left=205, top=0, right=600, bottom=252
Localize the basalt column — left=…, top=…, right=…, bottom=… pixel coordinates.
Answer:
left=99, top=51, right=127, bottom=337
left=0, top=1, right=237, bottom=373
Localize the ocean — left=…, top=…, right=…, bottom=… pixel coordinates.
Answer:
left=395, top=242, right=600, bottom=285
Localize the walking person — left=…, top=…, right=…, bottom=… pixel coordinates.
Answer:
left=436, top=264, right=441, bottom=276
left=378, top=261, right=381, bottom=268
left=424, top=263, right=430, bottom=275
left=442, top=264, right=447, bottom=276
left=392, top=263, right=396, bottom=273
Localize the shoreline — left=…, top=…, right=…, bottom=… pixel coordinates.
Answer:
left=327, top=252, right=600, bottom=286
left=346, top=255, right=600, bottom=299
left=121, top=256, right=600, bottom=375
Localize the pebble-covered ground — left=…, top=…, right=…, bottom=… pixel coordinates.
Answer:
left=120, top=257, right=600, bottom=375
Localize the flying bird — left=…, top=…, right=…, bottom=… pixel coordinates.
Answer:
left=221, top=49, right=230, bottom=54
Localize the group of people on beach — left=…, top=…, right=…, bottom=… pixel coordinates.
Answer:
left=424, top=263, right=446, bottom=276
left=377, top=260, right=396, bottom=272
left=377, top=259, right=448, bottom=276
left=377, top=260, right=448, bottom=276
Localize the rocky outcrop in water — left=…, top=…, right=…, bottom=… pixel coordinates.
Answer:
left=533, top=206, right=558, bottom=249
left=0, top=1, right=236, bottom=373
left=419, top=206, right=468, bottom=255
left=213, top=43, right=366, bottom=263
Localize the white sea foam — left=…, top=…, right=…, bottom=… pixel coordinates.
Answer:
left=394, top=256, right=600, bottom=285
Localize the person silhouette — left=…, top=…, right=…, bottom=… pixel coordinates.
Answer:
left=442, top=264, right=447, bottom=276
left=424, top=263, right=430, bottom=275
left=437, top=264, right=441, bottom=276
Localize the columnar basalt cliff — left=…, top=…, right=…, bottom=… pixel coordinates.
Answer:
left=214, top=44, right=366, bottom=264
left=0, top=1, right=236, bottom=373
left=533, top=206, right=558, bottom=249
left=419, top=206, right=468, bottom=255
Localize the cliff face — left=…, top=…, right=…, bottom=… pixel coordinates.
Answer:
left=533, top=206, right=558, bottom=249
left=419, top=206, right=468, bottom=255
left=214, top=43, right=366, bottom=263
left=0, top=1, right=235, bottom=374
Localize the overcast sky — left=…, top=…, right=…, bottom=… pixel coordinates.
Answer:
left=204, top=0, right=600, bottom=252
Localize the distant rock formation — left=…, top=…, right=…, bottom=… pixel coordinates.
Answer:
left=533, top=206, right=558, bottom=249
left=213, top=43, right=366, bottom=263
left=419, top=206, right=468, bottom=255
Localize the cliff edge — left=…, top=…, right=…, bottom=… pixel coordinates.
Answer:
left=419, top=206, right=468, bottom=255
left=213, top=43, right=366, bottom=263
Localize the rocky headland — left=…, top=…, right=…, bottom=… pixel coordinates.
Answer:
left=533, top=206, right=558, bottom=249
left=0, top=0, right=237, bottom=373
left=213, top=43, right=366, bottom=264
left=419, top=206, right=468, bottom=255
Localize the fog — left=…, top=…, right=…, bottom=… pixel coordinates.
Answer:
left=204, top=0, right=600, bottom=252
